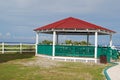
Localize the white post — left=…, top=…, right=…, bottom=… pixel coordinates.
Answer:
left=87, top=34, right=89, bottom=46
left=35, top=32, right=39, bottom=56
left=52, top=31, right=56, bottom=60
left=2, top=42, right=4, bottom=54
left=94, top=32, right=98, bottom=63
left=109, top=34, right=113, bottom=61
left=20, top=43, right=22, bottom=54
left=110, top=34, right=112, bottom=47
left=56, top=34, right=58, bottom=44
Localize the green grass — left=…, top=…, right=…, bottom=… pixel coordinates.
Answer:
left=0, top=53, right=34, bottom=63
left=0, top=53, right=107, bottom=80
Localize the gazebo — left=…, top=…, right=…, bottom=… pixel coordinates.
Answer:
left=34, top=17, right=118, bottom=63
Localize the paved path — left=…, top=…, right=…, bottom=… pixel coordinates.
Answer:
left=107, top=62, right=120, bottom=80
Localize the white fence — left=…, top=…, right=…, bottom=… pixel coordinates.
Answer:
left=0, top=42, right=35, bottom=54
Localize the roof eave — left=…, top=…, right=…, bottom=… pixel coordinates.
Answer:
left=34, top=28, right=115, bottom=35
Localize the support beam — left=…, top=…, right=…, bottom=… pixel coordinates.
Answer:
left=56, top=34, right=58, bottom=44
left=35, top=32, right=39, bottom=56
left=94, top=32, right=98, bottom=63
left=109, top=34, right=113, bottom=61
left=109, top=34, right=112, bottom=47
left=52, top=31, right=56, bottom=59
left=87, top=34, right=89, bottom=46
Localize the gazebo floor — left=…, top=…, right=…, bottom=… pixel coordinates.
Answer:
left=36, top=54, right=99, bottom=63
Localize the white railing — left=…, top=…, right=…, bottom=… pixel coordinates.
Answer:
left=0, top=42, right=35, bottom=54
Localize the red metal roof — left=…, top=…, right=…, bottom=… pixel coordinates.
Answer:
left=34, top=17, right=115, bottom=33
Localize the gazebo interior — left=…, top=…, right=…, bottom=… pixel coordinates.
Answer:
left=34, top=17, right=119, bottom=63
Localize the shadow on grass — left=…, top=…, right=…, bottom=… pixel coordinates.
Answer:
left=0, top=52, right=35, bottom=63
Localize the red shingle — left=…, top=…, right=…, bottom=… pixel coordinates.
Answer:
left=34, top=17, right=115, bottom=33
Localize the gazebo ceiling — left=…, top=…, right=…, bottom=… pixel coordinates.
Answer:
left=38, top=31, right=111, bottom=35
left=34, top=17, right=115, bottom=35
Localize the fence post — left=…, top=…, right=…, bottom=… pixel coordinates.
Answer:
left=2, top=42, right=4, bottom=54
left=20, top=43, right=22, bottom=54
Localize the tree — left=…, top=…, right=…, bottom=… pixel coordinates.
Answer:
left=65, top=40, right=73, bottom=45
left=64, top=40, right=91, bottom=45
left=80, top=41, right=88, bottom=45
left=41, top=40, right=52, bottom=45
left=73, top=41, right=80, bottom=45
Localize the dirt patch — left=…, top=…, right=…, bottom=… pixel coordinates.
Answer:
left=20, top=57, right=61, bottom=68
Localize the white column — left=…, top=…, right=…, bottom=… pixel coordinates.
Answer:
left=56, top=34, right=58, bottom=44
left=94, top=32, right=98, bottom=63
left=35, top=32, right=39, bottom=56
left=109, top=34, right=113, bottom=61
left=109, top=34, right=112, bottom=47
left=87, top=34, right=89, bottom=46
left=52, top=31, right=56, bottom=59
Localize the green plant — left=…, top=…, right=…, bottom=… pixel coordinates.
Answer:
left=40, top=40, right=53, bottom=45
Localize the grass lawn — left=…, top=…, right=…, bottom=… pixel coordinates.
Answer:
left=0, top=53, right=107, bottom=80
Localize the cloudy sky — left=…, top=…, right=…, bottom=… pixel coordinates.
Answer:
left=0, top=0, right=120, bottom=45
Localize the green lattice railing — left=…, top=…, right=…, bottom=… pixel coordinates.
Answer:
left=37, top=45, right=52, bottom=56
left=55, top=45, right=94, bottom=57
left=37, top=44, right=119, bottom=62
